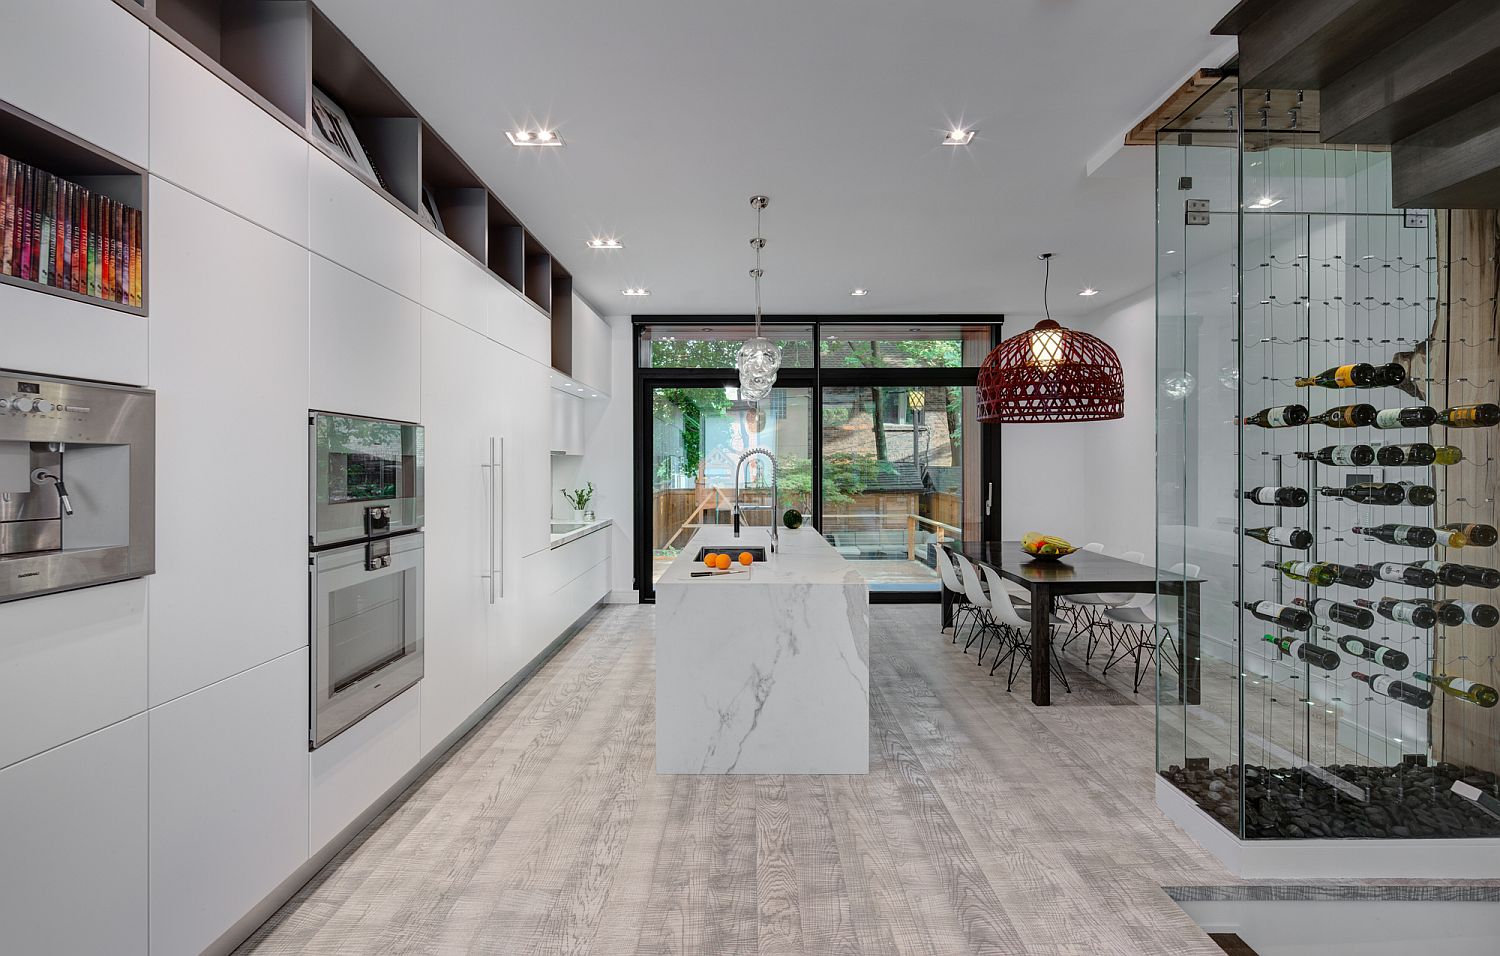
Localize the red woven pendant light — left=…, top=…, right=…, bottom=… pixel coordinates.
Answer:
left=976, top=254, right=1124, bottom=423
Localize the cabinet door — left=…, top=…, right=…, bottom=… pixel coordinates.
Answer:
left=418, top=311, right=492, bottom=753
left=490, top=345, right=553, bottom=558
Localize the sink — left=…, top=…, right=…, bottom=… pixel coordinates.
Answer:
left=695, top=546, right=767, bottom=563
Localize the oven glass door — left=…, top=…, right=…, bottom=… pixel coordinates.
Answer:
left=311, top=533, right=424, bottom=748
left=311, top=413, right=424, bottom=546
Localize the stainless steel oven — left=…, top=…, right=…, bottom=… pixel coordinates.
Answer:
left=308, top=411, right=424, bottom=749
left=310, top=412, right=423, bottom=548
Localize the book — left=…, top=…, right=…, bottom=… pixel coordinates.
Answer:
left=113, top=197, right=124, bottom=303
left=1, top=155, right=13, bottom=277
left=38, top=174, right=53, bottom=287
left=19, top=164, right=33, bottom=282
left=53, top=176, right=65, bottom=287
left=87, top=192, right=99, bottom=298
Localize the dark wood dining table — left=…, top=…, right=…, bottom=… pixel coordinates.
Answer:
left=948, top=541, right=1203, bottom=707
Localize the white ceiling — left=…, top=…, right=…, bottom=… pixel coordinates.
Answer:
left=317, top=0, right=1238, bottom=318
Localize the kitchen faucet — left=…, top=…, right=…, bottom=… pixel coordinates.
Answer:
left=732, top=446, right=778, bottom=552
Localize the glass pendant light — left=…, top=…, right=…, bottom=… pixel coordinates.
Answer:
left=737, top=195, right=781, bottom=403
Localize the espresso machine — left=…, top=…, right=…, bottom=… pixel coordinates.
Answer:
left=0, top=371, right=155, bottom=603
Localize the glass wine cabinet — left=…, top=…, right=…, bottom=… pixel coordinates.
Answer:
left=1155, top=78, right=1500, bottom=842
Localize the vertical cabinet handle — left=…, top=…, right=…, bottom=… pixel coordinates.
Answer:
left=489, top=437, right=503, bottom=603
left=985, top=481, right=993, bottom=516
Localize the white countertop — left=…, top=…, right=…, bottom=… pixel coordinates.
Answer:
left=656, top=525, right=865, bottom=587
left=549, top=517, right=612, bottom=549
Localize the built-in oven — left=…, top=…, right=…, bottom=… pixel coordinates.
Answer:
left=308, top=411, right=424, bottom=749
left=310, top=532, right=424, bottom=748
left=309, top=411, right=423, bottom=548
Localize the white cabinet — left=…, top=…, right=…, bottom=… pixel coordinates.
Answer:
left=492, top=344, right=553, bottom=558
left=310, top=684, right=420, bottom=853
left=0, top=0, right=149, bottom=165
left=0, top=716, right=148, bottom=956
left=308, top=148, right=422, bottom=301
left=0, top=280, right=149, bottom=387
left=148, top=180, right=310, bottom=705
left=150, top=35, right=310, bottom=244
left=487, top=280, right=551, bottom=365
left=570, top=293, right=612, bottom=394
left=149, top=649, right=310, bottom=956
left=552, top=390, right=585, bottom=454
left=419, top=229, right=487, bottom=335
left=418, top=311, right=494, bottom=754
left=0, top=579, right=146, bottom=769
left=310, top=253, right=422, bottom=423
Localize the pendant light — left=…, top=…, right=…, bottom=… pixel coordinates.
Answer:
left=736, top=195, right=781, bottom=403
left=977, top=253, right=1124, bottom=423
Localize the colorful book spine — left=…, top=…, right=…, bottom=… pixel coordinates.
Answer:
left=0, top=155, right=13, bottom=277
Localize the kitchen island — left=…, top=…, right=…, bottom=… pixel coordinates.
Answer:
left=656, top=525, right=869, bottom=774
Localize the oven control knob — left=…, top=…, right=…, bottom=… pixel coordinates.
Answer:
left=33, top=400, right=55, bottom=413
left=10, top=397, right=38, bottom=413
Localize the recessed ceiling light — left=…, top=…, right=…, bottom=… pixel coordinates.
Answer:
left=622, top=287, right=650, bottom=296
left=1164, top=249, right=1177, bottom=255
left=586, top=237, right=623, bottom=250
left=507, top=127, right=564, bottom=147
left=1078, top=286, right=1100, bottom=297
left=850, top=288, right=869, bottom=296
left=942, top=128, right=975, bottom=146
left=1248, top=195, right=1281, bottom=209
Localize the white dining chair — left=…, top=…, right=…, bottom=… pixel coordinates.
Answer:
left=1101, top=562, right=1199, bottom=694
left=954, top=553, right=992, bottom=655
left=935, top=545, right=974, bottom=640
left=981, top=562, right=1071, bottom=693
left=1064, top=549, right=1145, bottom=666
left=1058, top=542, right=1104, bottom=650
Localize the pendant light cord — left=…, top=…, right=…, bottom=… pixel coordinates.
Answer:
left=1040, top=252, right=1053, bottom=321
left=752, top=200, right=765, bottom=337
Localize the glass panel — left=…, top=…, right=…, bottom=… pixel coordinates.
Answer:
left=328, top=571, right=407, bottom=690
left=639, top=324, right=814, bottom=369
left=819, top=324, right=992, bottom=368
left=648, top=386, right=813, bottom=584
left=820, top=385, right=973, bottom=591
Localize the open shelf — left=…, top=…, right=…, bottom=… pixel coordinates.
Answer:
left=155, top=0, right=311, bottom=125
left=523, top=232, right=552, bottom=313
left=486, top=194, right=525, bottom=293
left=0, top=98, right=147, bottom=314
left=550, top=267, right=573, bottom=375
left=419, top=124, right=486, bottom=263
left=310, top=5, right=420, bottom=212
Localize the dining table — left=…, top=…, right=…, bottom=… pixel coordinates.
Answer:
left=949, top=541, right=1203, bottom=707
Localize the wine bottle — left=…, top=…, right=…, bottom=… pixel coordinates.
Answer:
left=1414, top=672, right=1499, bottom=708
left=1297, top=444, right=1375, bottom=466
left=1244, top=486, right=1308, bottom=507
left=1293, top=596, right=1375, bottom=629
left=1352, top=671, right=1434, bottom=708
left=1372, top=443, right=1407, bottom=466
left=1355, top=596, right=1437, bottom=628
left=1433, top=445, right=1465, bottom=466
left=1262, top=633, right=1340, bottom=670
left=1243, top=404, right=1309, bottom=428
left=1264, top=560, right=1338, bottom=587
left=1330, top=563, right=1376, bottom=588
left=1242, top=526, right=1314, bottom=549
left=1307, top=403, right=1376, bottom=428
left=1318, top=483, right=1404, bottom=505
left=1373, top=405, right=1439, bottom=429
left=1377, top=442, right=1436, bottom=466
left=1428, top=599, right=1499, bottom=627
left=1438, top=403, right=1500, bottom=428
left=1440, top=523, right=1497, bottom=547
left=1420, top=560, right=1472, bottom=587
left=1296, top=363, right=1375, bottom=389
left=1409, top=598, right=1466, bottom=626
left=1456, top=564, right=1500, bottom=589
left=1395, top=482, right=1437, bottom=506
left=1366, top=561, right=1437, bottom=588
left=1352, top=524, right=1437, bottom=548
left=1235, top=600, right=1314, bottom=631
left=1433, top=526, right=1469, bottom=548
left=1337, top=635, right=1409, bottom=671
left=1369, top=363, right=1408, bottom=388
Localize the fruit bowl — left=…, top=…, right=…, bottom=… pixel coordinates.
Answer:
left=1020, top=533, right=1078, bottom=562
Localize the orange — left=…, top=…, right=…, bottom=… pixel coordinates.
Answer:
left=715, top=553, right=732, bottom=571
left=704, top=554, right=717, bottom=569
left=738, top=551, right=753, bottom=566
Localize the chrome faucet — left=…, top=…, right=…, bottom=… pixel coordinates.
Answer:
left=732, top=446, right=778, bottom=552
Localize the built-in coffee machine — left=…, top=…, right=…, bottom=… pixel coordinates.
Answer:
left=0, top=371, right=155, bottom=603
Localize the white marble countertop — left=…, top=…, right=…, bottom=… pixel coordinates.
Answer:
left=656, top=525, right=865, bottom=587
left=549, top=517, right=612, bottom=549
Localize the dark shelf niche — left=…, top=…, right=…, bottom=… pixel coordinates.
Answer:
left=0, top=98, right=148, bottom=314
left=551, top=267, right=574, bottom=376
left=523, top=232, right=552, bottom=314
left=155, top=0, right=311, bottom=126
left=310, top=5, right=419, bottom=213
left=486, top=194, right=525, bottom=292
left=419, top=124, right=486, bottom=263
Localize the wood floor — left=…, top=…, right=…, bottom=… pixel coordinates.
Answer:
left=237, top=604, right=1236, bottom=955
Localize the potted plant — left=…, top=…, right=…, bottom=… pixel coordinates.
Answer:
left=562, top=482, right=595, bottom=522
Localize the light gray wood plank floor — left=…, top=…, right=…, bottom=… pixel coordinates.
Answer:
left=237, top=605, right=1237, bottom=955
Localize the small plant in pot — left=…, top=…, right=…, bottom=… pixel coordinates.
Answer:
left=562, top=482, right=595, bottom=522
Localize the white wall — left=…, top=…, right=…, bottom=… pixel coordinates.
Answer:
left=584, top=315, right=636, bottom=598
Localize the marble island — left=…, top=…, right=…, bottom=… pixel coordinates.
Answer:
left=656, top=525, right=869, bottom=774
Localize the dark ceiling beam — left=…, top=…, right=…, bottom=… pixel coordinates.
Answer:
left=1215, top=0, right=1461, bottom=90
left=1321, top=0, right=1500, bottom=145
left=1392, top=90, right=1500, bottom=208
